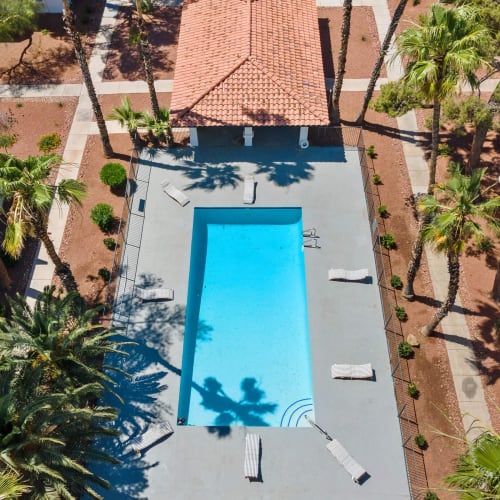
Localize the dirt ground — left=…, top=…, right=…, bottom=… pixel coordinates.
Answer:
left=0, top=0, right=105, bottom=85
left=0, top=2, right=498, bottom=498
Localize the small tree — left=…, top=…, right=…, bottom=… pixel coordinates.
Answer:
left=0, top=0, right=39, bottom=73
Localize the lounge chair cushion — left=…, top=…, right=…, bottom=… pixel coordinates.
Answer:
left=243, top=175, right=256, bottom=204
left=244, top=434, right=261, bottom=479
left=328, top=268, right=369, bottom=281
left=331, top=363, right=373, bottom=379
left=136, top=287, right=174, bottom=301
left=161, top=179, right=190, bottom=207
left=326, top=439, right=366, bottom=483
left=131, top=421, right=174, bottom=454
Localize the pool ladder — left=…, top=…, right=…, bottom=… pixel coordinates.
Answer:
left=303, top=228, right=320, bottom=248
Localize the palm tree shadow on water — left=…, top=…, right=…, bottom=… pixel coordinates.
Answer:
left=188, top=376, right=278, bottom=438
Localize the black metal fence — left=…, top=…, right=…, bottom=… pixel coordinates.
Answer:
left=312, top=125, right=429, bottom=499
left=105, top=126, right=429, bottom=497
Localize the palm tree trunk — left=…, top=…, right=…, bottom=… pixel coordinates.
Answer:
left=428, top=96, right=441, bottom=193
left=331, top=0, right=352, bottom=125
left=0, top=258, right=12, bottom=290
left=355, top=0, right=409, bottom=124
left=34, top=219, right=78, bottom=292
left=492, top=260, right=500, bottom=303
left=467, top=122, right=488, bottom=173
left=402, top=212, right=429, bottom=300
left=420, top=251, right=460, bottom=336
left=62, top=0, right=113, bottom=158
left=135, top=4, right=160, bottom=118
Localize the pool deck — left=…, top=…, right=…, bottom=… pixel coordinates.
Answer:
left=105, top=140, right=411, bottom=499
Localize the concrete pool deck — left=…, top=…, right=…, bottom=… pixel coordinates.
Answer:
left=104, top=142, right=411, bottom=499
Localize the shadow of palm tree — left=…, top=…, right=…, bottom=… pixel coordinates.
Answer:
left=183, top=164, right=242, bottom=191
left=255, top=161, right=314, bottom=186
left=184, top=376, right=278, bottom=437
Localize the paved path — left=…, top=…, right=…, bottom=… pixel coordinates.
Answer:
left=3, top=0, right=491, bottom=439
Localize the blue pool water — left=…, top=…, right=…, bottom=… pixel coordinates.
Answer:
left=178, top=208, right=314, bottom=427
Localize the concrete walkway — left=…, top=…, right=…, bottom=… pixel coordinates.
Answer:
left=4, top=0, right=491, bottom=441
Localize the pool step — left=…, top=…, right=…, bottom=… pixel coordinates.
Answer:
left=280, top=398, right=314, bottom=427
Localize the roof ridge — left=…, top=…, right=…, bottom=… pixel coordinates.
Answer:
left=246, top=56, right=327, bottom=121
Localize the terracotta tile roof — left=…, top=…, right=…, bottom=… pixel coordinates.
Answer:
left=171, top=0, right=329, bottom=127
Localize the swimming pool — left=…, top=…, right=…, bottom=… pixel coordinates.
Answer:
left=178, top=208, right=314, bottom=427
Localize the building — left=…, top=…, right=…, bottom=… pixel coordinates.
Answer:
left=170, top=0, right=330, bottom=147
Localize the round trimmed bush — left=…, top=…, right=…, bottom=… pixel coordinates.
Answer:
left=408, top=382, right=420, bottom=398
left=395, top=306, right=408, bottom=322
left=415, top=434, right=427, bottom=449
left=90, top=203, right=114, bottom=232
left=390, top=275, right=403, bottom=289
left=98, top=267, right=111, bottom=281
left=99, top=162, right=127, bottom=187
left=103, top=237, right=117, bottom=250
left=398, top=341, right=413, bottom=359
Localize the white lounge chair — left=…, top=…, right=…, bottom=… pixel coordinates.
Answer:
left=244, top=434, right=261, bottom=479
left=130, top=421, right=173, bottom=454
left=161, top=179, right=190, bottom=207
left=328, top=268, right=369, bottom=281
left=243, top=175, right=256, bottom=204
left=326, top=439, right=366, bottom=483
left=331, top=363, right=373, bottom=379
left=135, top=287, right=174, bottom=302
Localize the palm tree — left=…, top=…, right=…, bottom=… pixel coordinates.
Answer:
left=331, top=0, right=352, bottom=124
left=1, top=287, right=132, bottom=396
left=107, top=96, right=143, bottom=149
left=61, top=0, right=113, bottom=158
left=444, top=430, right=500, bottom=497
left=0, top=154, right=86, bottom=292
left=0, top=469, right=30, bottom=498
left=0, top=288, right=131, bottom=498
left=131, top=0, right=160, bottom=118
left=140, top=107, right=173, bottom=147
left=395, top=4, right=491, bottom=194
left=416, top=167, right=500, bottom=336
left=355, top=0, right=409, bottom=124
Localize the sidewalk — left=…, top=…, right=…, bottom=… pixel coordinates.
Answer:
left=12, top=0, right=492, bottom=441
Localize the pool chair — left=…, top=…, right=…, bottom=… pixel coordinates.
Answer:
left=135, top=287, right=174, bottom=302
left=331, top=363, right=373, bottom=380
left=243, top=175, right=256, bottom=204
left=161, top=179, right=190, bottom=207
left=244, top=434, right=261, bottom=480
left=130, top=421, right=174, bottom=455
left=328, top=268, right=369, bottom=281
left=326, top=439, right=367, bottom=484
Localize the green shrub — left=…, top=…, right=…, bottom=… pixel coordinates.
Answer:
left=103, top=237, right=117, bottom=250
left=437, top=143, right=452, bottom=157
left=395, top=306, right=408, bottom=322
left=398, top=341, right=413, bottom=359
left=408, top=382, right=420, bottom=398
left=424, top=492, right=439, bottom=500
left=390, top=275, right=403, bottom=289
left=372, top=173, right=382, bottom=185
left=366, top=145, right=377, bottom=159
left=415, top=434, right=427, bottom=449
left=0, top=133, right=16, bottom=152
left=380, top=233, right=396, bottom=249
left=378, top=204, right=388, bottom=218
left=37, top=132, right=61, bottom=153
left=98, top=267, right=111, bottom=281
left=90, top=203, right=114, bottom=232
left=99, top=162, right=127, bottom=187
